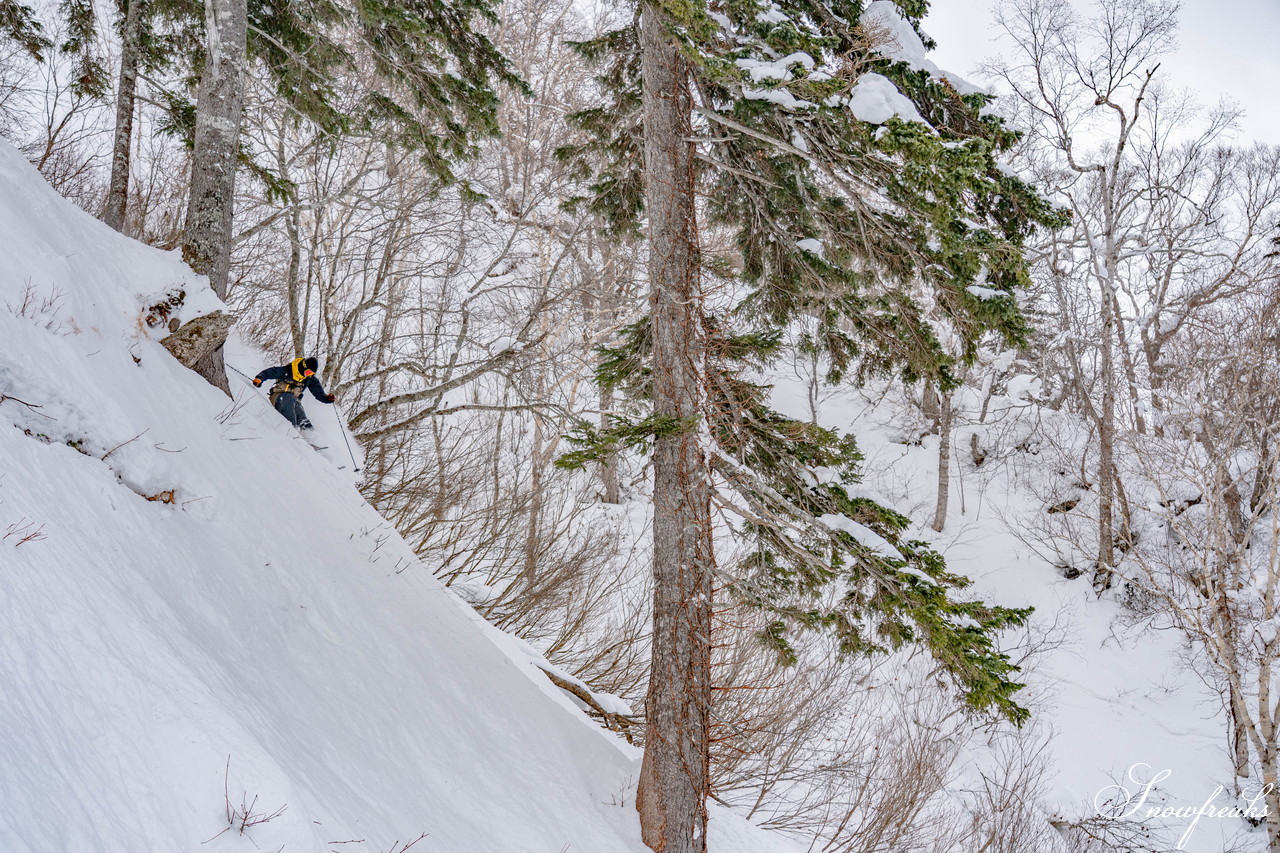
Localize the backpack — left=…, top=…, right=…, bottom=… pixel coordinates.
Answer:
left=268, top=358, right=312, bottom=406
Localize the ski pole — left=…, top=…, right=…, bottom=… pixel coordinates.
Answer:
left=334, top=404, right=361, bottom=472
left=227, top=364, right=257, bottom=385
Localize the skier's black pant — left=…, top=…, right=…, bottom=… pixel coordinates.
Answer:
left=273, top=393, right=312, bottom=429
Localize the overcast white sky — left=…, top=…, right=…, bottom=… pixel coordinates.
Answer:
left=921, top=0, right=1280, bottom=144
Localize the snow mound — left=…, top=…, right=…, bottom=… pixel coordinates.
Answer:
left=848, top=72, right=927, bottom=125
left=0, top=141, right=799, bottom=852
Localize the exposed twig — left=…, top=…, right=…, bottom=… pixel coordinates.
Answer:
left=0, top=393, right=54, bottom=418
left=101, top=429, right=149, bottom=461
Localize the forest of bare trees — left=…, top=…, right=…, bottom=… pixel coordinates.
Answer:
left=4, top=0, right=1280, bottom=850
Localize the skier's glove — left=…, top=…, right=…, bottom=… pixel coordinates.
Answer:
left=252, top=377, right=263, bottom=387
left=325, top=394, right=336, bottom=402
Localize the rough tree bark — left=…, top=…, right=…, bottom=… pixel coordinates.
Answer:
left=921, top=383, right=940, bottom=432
left=180, top=0, right=247, bottom=395
left=636, top=3, right=715, bottom=852
left=285, top=202, right=305, bottom=356
left=102, top=0, right=143, bottom=232
left=930, top=391, right=952, bottom=533
left=1095, top=275, right=1116, bottom=588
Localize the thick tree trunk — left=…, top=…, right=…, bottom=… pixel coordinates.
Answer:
left=1265, top=778, right=1280, bottom=853
left=921, top=383, right=941, bottom=432
left=103, top=0, right=143, bottom=232
left=286, top=203, right=305, bottom=356
left=180, top=0, right=247, bottom=395
left=1094, top=243, right=1117, bottom=590
left=931, top=392, right=952, bottom=533
left=636, top=5, right=714, bottom=852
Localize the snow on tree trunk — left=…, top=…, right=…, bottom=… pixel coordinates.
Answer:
left=635, top=4, right=714, bottom=852
left=102, top=0, right=142, bottom=233
left=931, top=392, right=952, bottom=533
left=1255, top=647, right=1280, bottom=853
left=285, top=202, right=305, bottom=356
left=1095, top=284, right=1115, bottom=587
left=1094, top=169, right=1122, bottom=590
left=180, top=0, right=246, bottom=394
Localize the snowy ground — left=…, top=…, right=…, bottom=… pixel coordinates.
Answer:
left=2, top=122, right=1266, bottom=852
left=768, top=364, right=1262, bottom=853
left=0, top=140, right=801, bottom=852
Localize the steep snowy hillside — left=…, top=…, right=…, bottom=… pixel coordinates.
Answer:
left=768, top=368, right=1257, bottom=853
left=0, top=142, right=797, bottom=852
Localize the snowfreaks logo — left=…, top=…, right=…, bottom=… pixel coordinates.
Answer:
left=1094, top=763, right=1270, bottom=849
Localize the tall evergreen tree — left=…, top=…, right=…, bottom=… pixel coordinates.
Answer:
left=0, top=0, right=49, bottom=59
left=558, top=1, right=1065, bottom=849
left=633, top=7, right=713, bottom=847
left=57, top=0, right=109, bottom=97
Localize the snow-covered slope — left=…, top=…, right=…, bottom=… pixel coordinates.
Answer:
left=0, top=141, right=796, bottom=852
left=768, top=367, right=1255, bottom=853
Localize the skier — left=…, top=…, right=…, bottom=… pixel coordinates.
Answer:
left=252, top=357, right=335, bottom=431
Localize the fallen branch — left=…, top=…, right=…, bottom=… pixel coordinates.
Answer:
left=102, top=429, right=149, bottom=461
left=0, top=393, right=53, bottom=418
left=4, top=517, right=47, bottom=546
left=539, top=668, right=638, bottom=744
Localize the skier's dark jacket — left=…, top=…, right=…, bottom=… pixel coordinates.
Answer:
left=254, top=359, right=332, bottom=403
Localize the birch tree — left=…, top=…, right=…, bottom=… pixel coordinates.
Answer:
left=179, top=0, right=245, bottom=392
left=990, top=0, right=1179, bottom=588
left=1123, top=295, right=1280, bottom=850
left=992, top=0, right=1280, bottom=588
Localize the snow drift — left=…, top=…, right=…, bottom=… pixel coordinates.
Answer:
left=0, top=141, right=794, bottom=852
